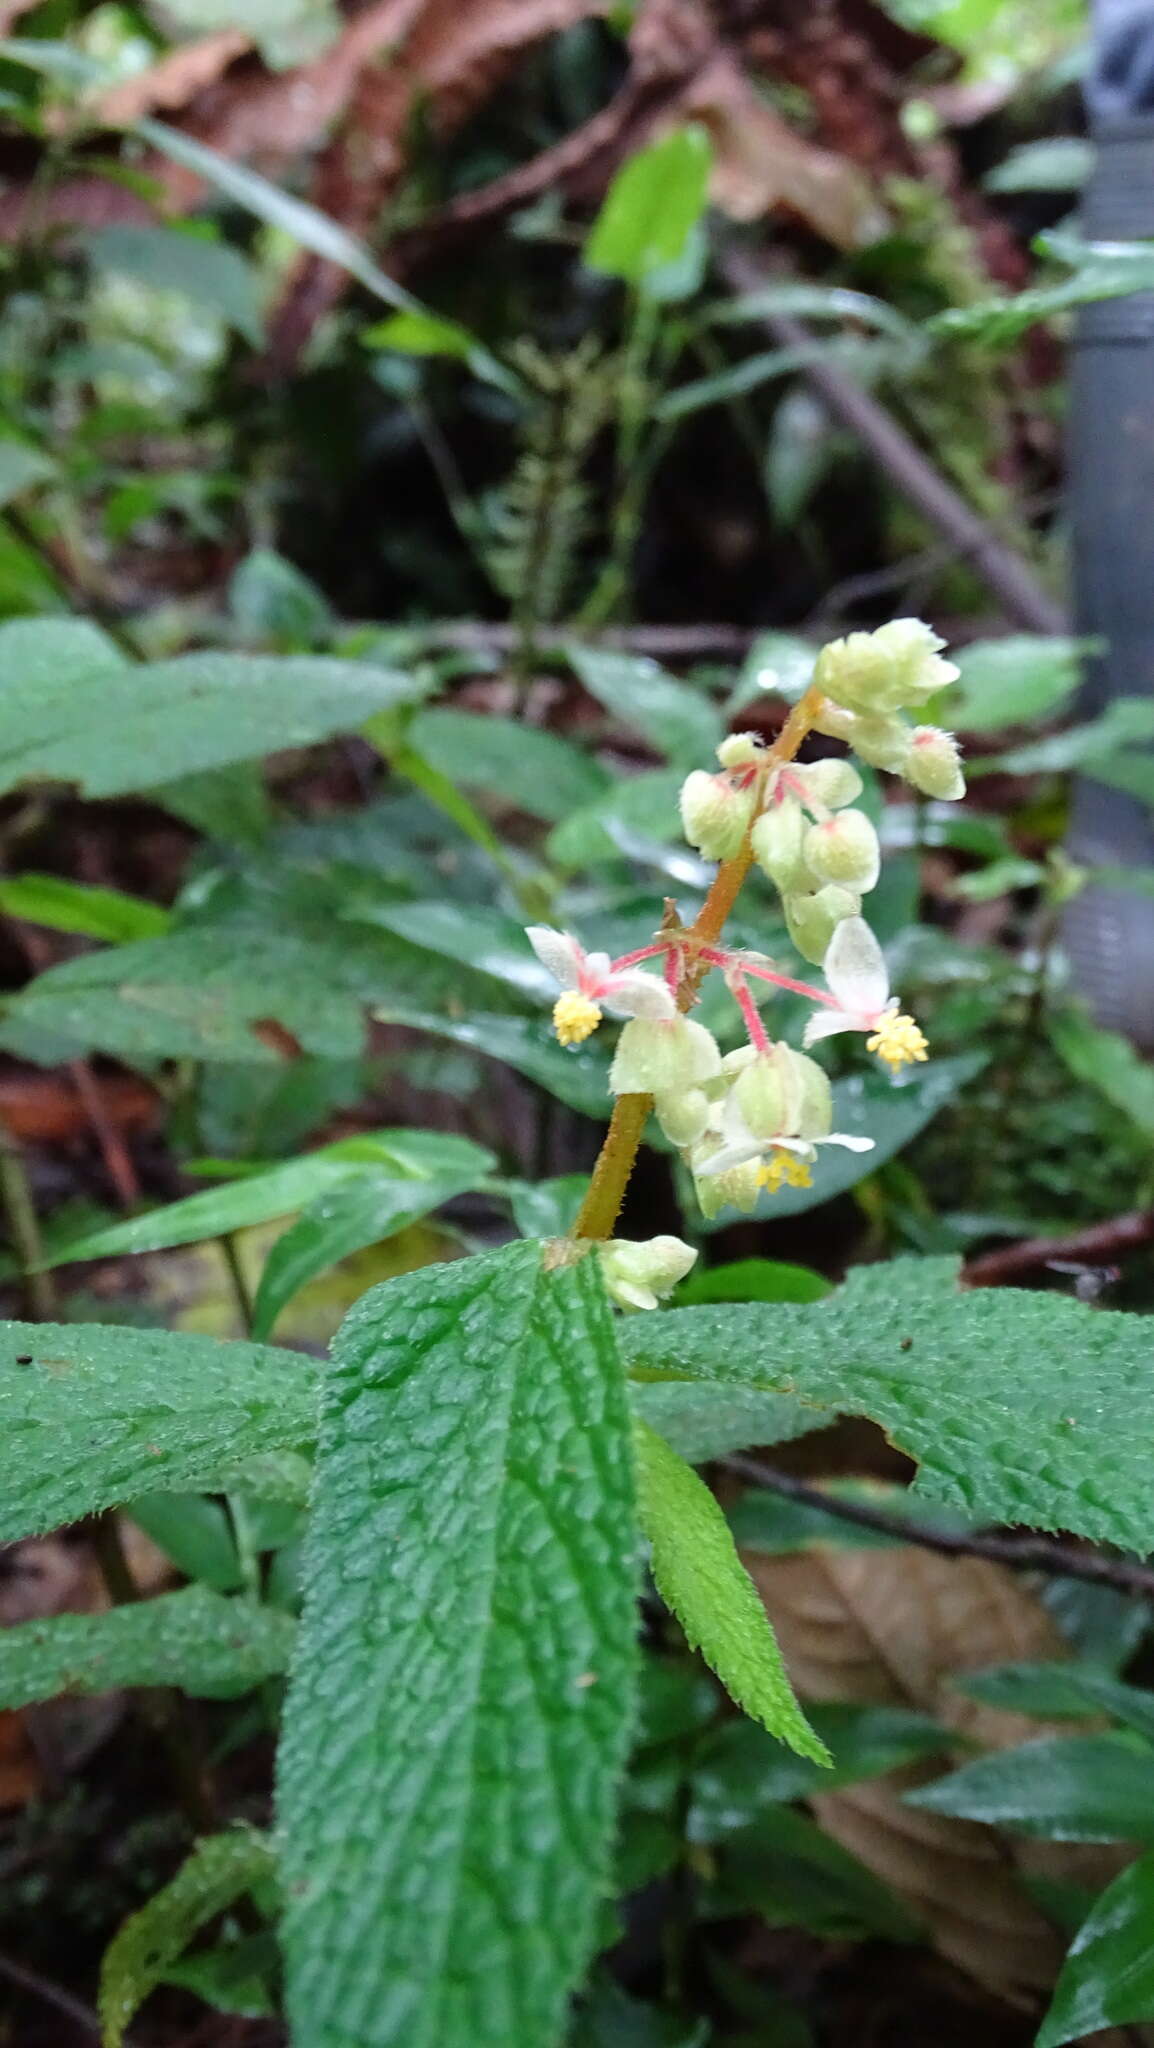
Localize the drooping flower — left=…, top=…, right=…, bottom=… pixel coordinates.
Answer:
left=695, top=1041, right=873, bottom=1194
left=609, top=1014, right=722, bottom=1098
left=802, top=917, right=929, bottom=1072
left=526, top=927, right=675, bottom=1046
left=905, top=725, right=966, bottom=801
left=599, top=1235, right=698, bottom=1312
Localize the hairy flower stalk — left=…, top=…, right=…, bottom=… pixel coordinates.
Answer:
left=524, top=620, right=963, bottom=1260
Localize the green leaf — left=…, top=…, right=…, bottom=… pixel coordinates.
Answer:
left=83, top=224, right=264, bottom=344
left=0, top=1585, right=295, bottom=1708
left=674, top=1258, right=831, bottom=1306
left=984, top=137, right=1093, bottom=194
left=410, top=708, right=610, bottom=823
left=730, top=1480, right=972, bottom=1557
left=689, top=1706, right=943, bottom=1838
left=251, top=1161, right=487, bottom=1338
left=906, top=1733, right=1154, bottom=1841
left=508, top=1174, right=590, bottom=1239
left=619, top=1256, right=1154, bottom=1552
left=45, top=1129, right=487, bottom=1266
left=0, top=438, right=55, bottom=505
left=276, top=1241, right=638, bottom=2048
left=135, top=120, right=515, bottom=395
left=633, top=1418, right=827, bottom=1764
left=629, top=1382, right=823, bottom=1464
left=152, top=762, right=274, bottom=848
left=1037, top=1851, right=1154, bottom=2047
left=705, top=1054, right=984, bottom=1223
left=584, top=125, right=712, bottom=286
left=547, top=768, right=684, bottom=868
left=100, top=1829, right=277, bottom=2048
left=230, top=546, right=332, bottom=647
left=713, top=281, right=918, bottom=344
left=566, top=646, right=720, bottom=767
left=929, top=237, right=1154, bottom=345
left=0, top=872, right=170, bottom=941
left=348, top=899, right=556, bottom=1002
left=705, top=1805, right=921, bottom=1943
left=956, top=1663, right=1154, bottom=1744
left=1049, top=1007, right=1154, bottom=1139
left=364, top=308, right=476, bottom=358
left=943, top=634, right=1087, bottom=731
left=372, top=1004, right=613, bottom=1116
left=0, top=1319, right=317, bottom=1540
left=0, top=644, right=419, bottom=797
left=128, top=1492, right=242, bottom=1593
left=968, top=696, right=1154, bottom=778
left=4, top=928, right=365, bottom=1067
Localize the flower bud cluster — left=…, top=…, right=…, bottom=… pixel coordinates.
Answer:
left=523, top=617, right=961, bottom=1271
left=812, top=619, right=964, bottom=800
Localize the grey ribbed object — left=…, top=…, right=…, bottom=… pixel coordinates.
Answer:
left=1063, top=8, right=1154, bottom=1046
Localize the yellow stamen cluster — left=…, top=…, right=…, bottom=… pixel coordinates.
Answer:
left=867, top=1011, right=929, bottom=1072
left=757, top=1150, right=812, bottom=1193
left=553, top=992, right=602, bottom=1047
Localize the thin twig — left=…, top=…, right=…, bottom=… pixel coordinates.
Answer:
left=0, top=1122, right=56, bottom=1320
left=718, top=246, right=1067, bottom=638
left=964, top=1210, right=1154, bottom=1287
left=722, top=1453, right=1154, bottom=1600
left=392, top=620, right=757, bottom=661
left=0, top=1947, right=108, bottom=2040
left=69, top=1060, right=140, bottom=1210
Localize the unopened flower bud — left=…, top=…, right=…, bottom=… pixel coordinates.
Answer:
left=847, top=715, right=911, bottom=775
left=599, top=1235, right=697, bottom=1313
left=906, top=725, right=965, bottom=801
left=716, top=732, right=763, bottom=769
left=815, top=618, right=958, bottom=717
left=679, top=770, right=756, bottom=862
left=655, top=1086, right=711, bottom=1148
left=793, top=1054, right=833, bottom=1140
left=784, top=883, right=860, bottom=965
left=791, top=758, right=862, bottom=812
left=730, top=1045, right=795, bottom=1139
left=750, top=798, right=809, bottom=893
left=609, top=1015, right=722, bottom=1098
left=803, top=809, right=880, bottom=892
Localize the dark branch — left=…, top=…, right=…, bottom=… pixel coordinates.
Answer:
left=721, top=1453, right=1154, bottom=1600
left=963, top=1210, right=1154, bottom=1287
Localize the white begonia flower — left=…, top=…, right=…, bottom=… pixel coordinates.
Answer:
left=716, top=731, right=764, bottom=769
left=814, top=619, right=959, bottom=719
left=526, top=927, right=676, bottom=1047
left=687, top=1133, right=765, bottom=1219
left=696, top=1040, right=872, bottom=1193
left=802, top=916, right=929, bottom=1072
left=598, top=1235, right=697, bottom=1313
left=789, top=758, right=863, bottom=811
left=609, top=1014, right=722, bottom=1098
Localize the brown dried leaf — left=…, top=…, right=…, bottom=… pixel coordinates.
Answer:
left=746, top=1545, right=1105, bottom=2001
left=93, top=30, right=253, bottom=129
left=680, top=49, right=882, bottom=249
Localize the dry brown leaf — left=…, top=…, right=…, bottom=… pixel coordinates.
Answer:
left=746, top=1544, right=1115, bottom=2003
left=679, top=48, right=883, bottom=249
left=93, top=30, right=253, bottom=129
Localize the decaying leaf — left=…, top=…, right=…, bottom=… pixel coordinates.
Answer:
left=93, top=31, right=253, bottom=130
left=679, top=48, right=883, bottom=249
left=746, top=1544, right=1116, bottom=2002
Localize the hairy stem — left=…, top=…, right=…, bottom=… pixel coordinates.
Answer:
left=0, top=1125, right=56, bottom=1321
left=573, top=685, right=824, bottom=1240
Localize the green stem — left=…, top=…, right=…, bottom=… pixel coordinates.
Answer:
left=0, top=1125, right=56, bottom=1321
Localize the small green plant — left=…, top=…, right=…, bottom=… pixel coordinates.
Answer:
left=6, top=613, right=1154, bottom=2046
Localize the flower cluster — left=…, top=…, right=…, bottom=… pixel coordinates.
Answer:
left=525, top=619, right=964, bottom=1284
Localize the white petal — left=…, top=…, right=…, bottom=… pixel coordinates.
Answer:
left=802, top=1008, right=861, bottom=1047
left=525, top=926, right=583, bottom=990
left=820, top=1132, right=876, bottom=1153
left=696, top=1136, right=763, bottom=1177
left=770, top=1136, right=817, bottom=1159
left=603, top=969, right=677, bottom=1020
left=822, top=916, right=889, bottom=1016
